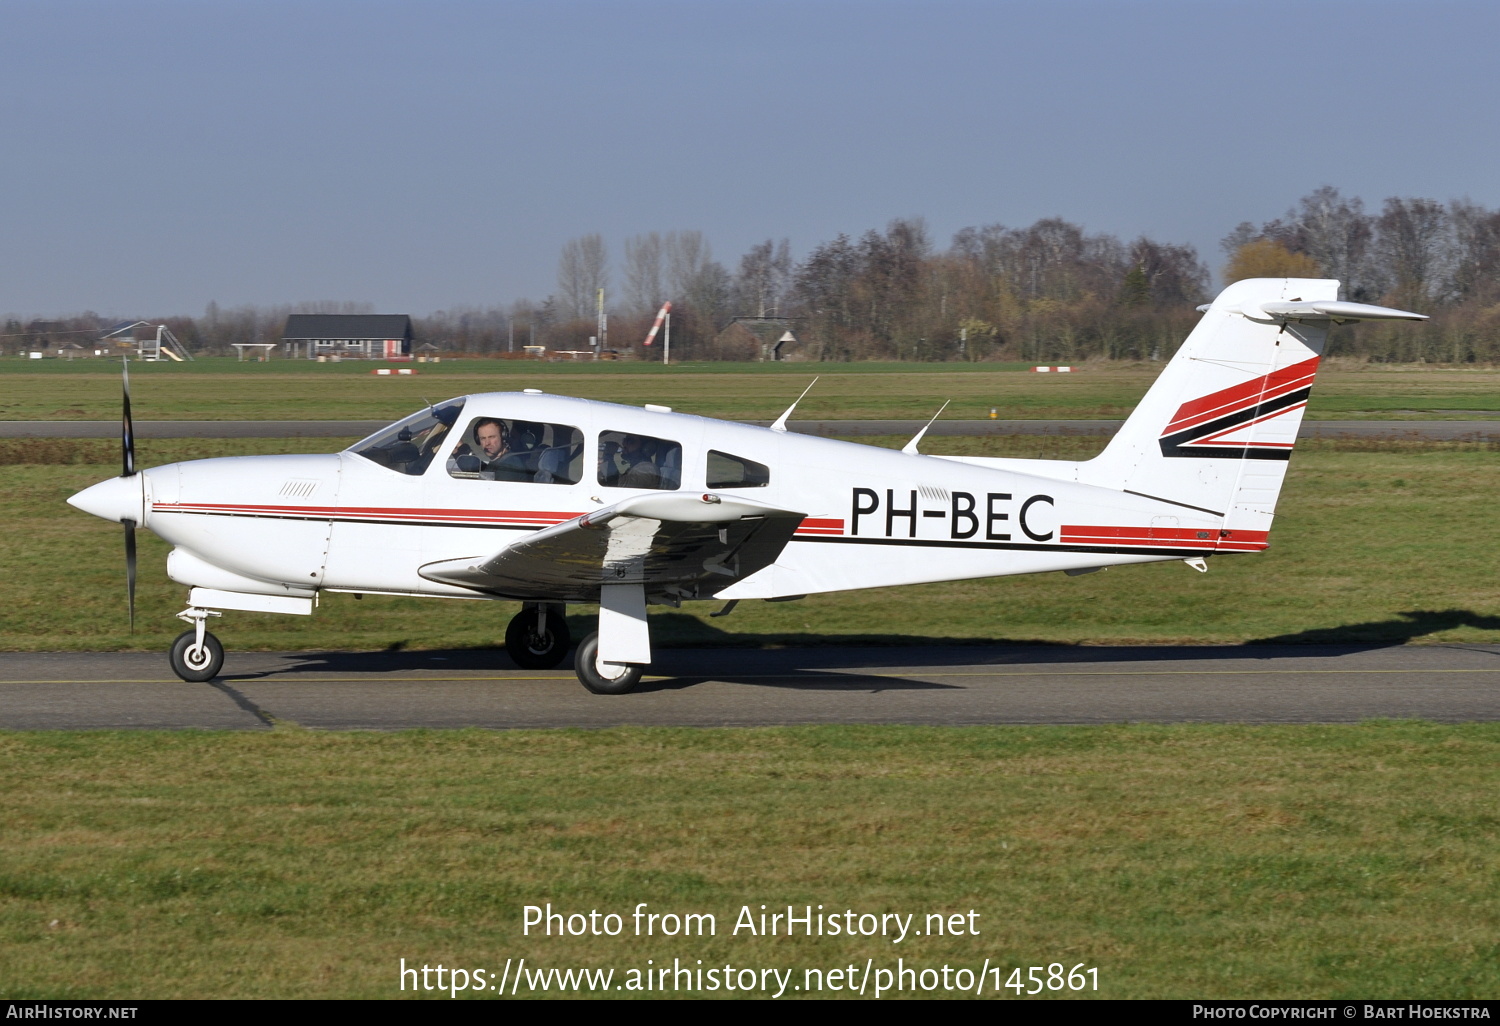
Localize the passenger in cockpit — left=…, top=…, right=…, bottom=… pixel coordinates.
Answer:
left=617, top=434, right=660, bottom=488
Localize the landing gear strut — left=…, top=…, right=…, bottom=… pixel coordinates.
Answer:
left=169, top=607, right=224, bottom=682
left=504, top=604, right=571, bottom=669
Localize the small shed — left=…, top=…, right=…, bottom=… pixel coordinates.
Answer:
left=714, top=317, right=801, bottom=361
left=281, top=314, right=414, bottom=360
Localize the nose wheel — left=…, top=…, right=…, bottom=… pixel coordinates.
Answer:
left=169, top=628, right=224, bottom=682
left=504, top=604, right=571, bottom=669
left=169, top=606, right=224, bottom=682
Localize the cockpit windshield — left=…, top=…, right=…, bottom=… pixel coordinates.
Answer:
left=347, top=397, right=467, bottom=475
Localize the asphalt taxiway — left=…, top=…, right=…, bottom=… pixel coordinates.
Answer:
left=3, top=644, right=1497, bottom=730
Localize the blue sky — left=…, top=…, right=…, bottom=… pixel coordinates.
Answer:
left=2, top=0, right=1496, bottom=317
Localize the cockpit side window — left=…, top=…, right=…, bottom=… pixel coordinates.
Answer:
left=447, top=418, right=584, bottom=484
left=597, top=431, right=682, bottom=490
left=706, top=450, right=770, bottom=488
left=348, top=398, right=466, bottom=476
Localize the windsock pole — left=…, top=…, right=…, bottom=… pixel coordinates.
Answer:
left=642, top=301, right=672, bottom=355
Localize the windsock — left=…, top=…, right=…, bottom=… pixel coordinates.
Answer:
left=642, top=301, right=672, bottom=346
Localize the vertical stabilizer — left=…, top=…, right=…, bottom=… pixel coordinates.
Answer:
left=1078, top=278, right=1423, bottom=549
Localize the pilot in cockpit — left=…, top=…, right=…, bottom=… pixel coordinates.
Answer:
left=448, top=418, right=508, bottom=476
left=448, top=418, right=538, bottom=481
left=473, top=418, right=508, bottom=467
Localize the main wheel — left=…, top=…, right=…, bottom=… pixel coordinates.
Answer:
left=169, top=629, right=224, bottom=682
left=505, top=607, right=571, bottom=669
left=573, top=632, right=643, bottom=695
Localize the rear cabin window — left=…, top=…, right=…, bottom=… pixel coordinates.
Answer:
left=597, top=431, right=682, bottom=490
left=447, top=418, right=584, bottom=484
left=706, top=450, right=770, bottom=488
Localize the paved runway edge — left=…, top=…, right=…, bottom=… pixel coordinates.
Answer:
left=3, top=644, right=1497, bottom=729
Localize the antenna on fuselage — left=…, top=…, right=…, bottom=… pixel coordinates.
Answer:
left=902, top=399, right=950, bottom=455
left=769, top=377, right=819, bottom=433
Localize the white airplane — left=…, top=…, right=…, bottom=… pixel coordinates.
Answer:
left=68, top=278, right=1424, bottom=693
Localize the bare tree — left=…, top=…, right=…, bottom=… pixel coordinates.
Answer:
left=1448, top=198, right=1500, bottom=304
left=953, top=218, right=1125, bottom=302
left=1286, top=187, right=1375, bottom=299
left=734, top=238, right=792, bottom=317
left=556, top=234, right=608, bottom=320
left=664, top=231, right=712, bottom=298
left=622, top=233, right=665, bottom=315
left=1375, top=197, right=1451, bottom=307
left=1126, top=238, right=1208, bottom=305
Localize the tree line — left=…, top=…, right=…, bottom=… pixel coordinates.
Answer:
left=7, top=187, right=1499, bottom=363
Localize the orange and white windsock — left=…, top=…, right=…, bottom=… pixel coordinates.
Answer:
left=642, top=301, right=672, bottom=346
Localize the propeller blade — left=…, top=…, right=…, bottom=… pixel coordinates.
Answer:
left=121, top=357, right=135, bottom=477
left=123, top=518, right=137, bottom=632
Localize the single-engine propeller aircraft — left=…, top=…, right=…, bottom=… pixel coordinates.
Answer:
left=68, top=278, right=1424, bottom=693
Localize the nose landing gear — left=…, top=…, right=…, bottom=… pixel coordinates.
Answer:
left=169, top=607, right=224, bottom=682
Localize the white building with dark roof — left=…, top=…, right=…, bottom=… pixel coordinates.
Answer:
left=281, top=314, right=414, bottom=359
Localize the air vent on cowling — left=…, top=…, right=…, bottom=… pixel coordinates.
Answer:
left=279, top=479, right=319, bottom=497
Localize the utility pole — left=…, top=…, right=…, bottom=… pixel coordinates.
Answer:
left=596, top=287, right=606, bottom=354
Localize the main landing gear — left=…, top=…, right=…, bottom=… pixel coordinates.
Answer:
left=509, top=590, right=653, bottom=694
left=504, top=603, right=571, bottom=669
left=572, top=583, right=651, bottom=695
left=573, top=632, right=642, bottom=694
left=168, top=607, right=224, bottom=682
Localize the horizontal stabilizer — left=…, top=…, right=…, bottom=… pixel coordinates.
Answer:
left=1243, top=299, right=1427, bottom=323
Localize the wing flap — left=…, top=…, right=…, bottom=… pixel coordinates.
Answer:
left=419, top=491, right=806, bottom=601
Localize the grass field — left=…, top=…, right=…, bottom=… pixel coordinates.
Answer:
left=1, top=724, right=1495, bottom=999
left=3, top=357, right=1500, bottom=422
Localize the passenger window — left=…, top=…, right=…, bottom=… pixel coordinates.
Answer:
left=597, top=431, right=682, bottom=490
left=447, top=418, right=584, bottom=484
left=706, top=450, right=770, bottom=488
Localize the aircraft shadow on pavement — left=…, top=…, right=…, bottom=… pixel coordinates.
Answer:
left=629, top=670, right=960, bottom=694
left=218, top=608, right=1500, bottom=691
left=1249, top=609, right=1500, bottom=646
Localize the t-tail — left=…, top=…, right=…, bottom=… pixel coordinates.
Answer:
left=1073, top=277, right=1425, bottom=546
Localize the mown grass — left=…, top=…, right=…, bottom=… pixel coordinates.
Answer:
left=3, top=358, right=1499, bottom=421
left=7, top=435, right=1499, bottom=652
left=0, top=724, right=1495, bottom=999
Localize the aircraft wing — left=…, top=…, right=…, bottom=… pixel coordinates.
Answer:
left=418, top=491, right=806, bottom=601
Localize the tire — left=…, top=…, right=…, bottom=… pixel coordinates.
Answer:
left=169, top=629, right=224, bottom=682
left=573, top=632, right=643, bottom=695
left=505, top=607, right=571, bottom=669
